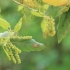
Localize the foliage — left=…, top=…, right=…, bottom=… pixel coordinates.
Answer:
left=0, top=0, right=70, bottom=67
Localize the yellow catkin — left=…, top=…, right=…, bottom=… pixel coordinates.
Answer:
left=43, top=16, right=56, bottom=38
left=3, top=46, right=11, bottom=61
left=43, top=24, right=49, bottom=38
left=43, top=31, right=48, bottom=38
left=12, top=36, right=32, bottom=40
left=60, top=6, right=69, bottom=15
left=13, top=45, right=21, bottom=53
left=22, top=36, right=32, bottom=39
left=23, top=14, right=26, bottom=24
left=5, top=46, right=11, bottom=61
left=9, top=42, right=21, bottom=63
left=23, top=0, right=38, bottom=8
left=3, top=37, right=10, bottom=46
left=46, top=17, right=56, bottom=36
left=9, top=50, right=16, bottom=64
left=48, top=17, right=56, bottom=36
left=3, top=41, right=21, bottom=64
left=15, top=51, right=21, bottom=64
left=1, top=32, right=32, bottom=64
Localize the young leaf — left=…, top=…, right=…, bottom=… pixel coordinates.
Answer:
left=14, top=18, right=22, bottom=32
left=18, top=5, right=24, bottom=11
left=42, top=4, right=49, bottom=10
left=42, top=4, right=49, bottom=13
left=57, top=10, right=70, bottom=43
left=31, top=10, right=43, bottom=17
left=0, top=18, right=11, bottom=29
left=41, top=19, right=47, bottom=33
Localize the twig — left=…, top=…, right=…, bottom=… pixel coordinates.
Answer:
left=12, top=0, right=38, bottom=12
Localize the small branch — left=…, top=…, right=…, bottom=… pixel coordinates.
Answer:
left=12, top=0, right=38, bottom=12
left=12, top=0, right=51, bottom=18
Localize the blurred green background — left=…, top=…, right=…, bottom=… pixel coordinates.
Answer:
left=0, top=0, right=70, bottom=70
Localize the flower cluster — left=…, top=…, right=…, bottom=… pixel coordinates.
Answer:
left=21, top=0, right=39, bottom=9
left=0, top=31, right=32, bottom=64
left=3, top=42, right=21, bottom=64
left=12, top=36, right=32, bottom=40
left=43, top=17, right=56, bottom=38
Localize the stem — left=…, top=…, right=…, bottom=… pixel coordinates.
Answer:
left=12, top=0, right=51, bottom=18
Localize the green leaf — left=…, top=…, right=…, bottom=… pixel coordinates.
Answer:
left=11, top=38, right=45, bottom=52
left=42, top=4, right=49, bottom=11
left=45, top=6, right=62, bottom=17
left=18, top=5, right=24, bottom=11
left=14, top=18, right=22, bottom=32
left=31, top=10, right=43, bottom=17
left=42, top=4, right=49, bottom=13
left=41, top=19, right=47, bottom=33
left=0, top=18, right=11, bottom=29
left=57, top=10, right=70, bottom=43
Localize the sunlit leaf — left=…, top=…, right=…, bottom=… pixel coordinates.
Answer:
left=42, top=4, right=49, bottom=11
left=41, top=4, right=49, bottom=13
left=31, top=10, right=43, bottom=17
left=14, top=18, right=22, bottom=32
left=0, top=18, right=11, bottom=29
left=41, top=19, right=47, bottom=33
left=18, top=5, right=24, bottom=11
